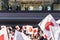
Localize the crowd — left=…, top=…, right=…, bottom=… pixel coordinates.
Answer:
left=0, top=25, right=48, bottom=40
left=7, top=5, right=51, bottom=11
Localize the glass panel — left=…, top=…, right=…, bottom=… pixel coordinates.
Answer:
left=0, top=0, right=59, bottom=11
left=53, top=4, right=60, bottom=11
left=0, top=0, right=2, bottom=10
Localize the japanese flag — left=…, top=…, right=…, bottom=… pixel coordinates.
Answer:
left=33, top=28, right=38, bottom=35
left=9, top=34, right=14, bottom=40
left=27, top=25, right=33, bottom=34
left=1, top=25, right=6, bottom=29
left=38, top=14, right=59, bottom=38
left=50, top=27, right=60, bottom=40
left=0, top=34, right=4, bottom=40
left=14, top=30, right=24, bottom=40
left=22, top=25, right=27, bottom=31
left=43, top=34, right=48, bottom=39
left=11, top=36, right=14, bottom=40
left=14, top=30, right=31, bottom=40
left=21, top=32, right=31, bottom=40
left=15, top=25, right=20, bottom=30
left=0, top=28, right=8, bottom=40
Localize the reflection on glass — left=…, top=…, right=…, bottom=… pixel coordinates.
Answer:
left=47, top=6, right=51, bottom=11
left=29, top=6, right=34, bottom=11
left=8, top=5, right=12, bottom=11
left=38, top=5, right=42, bottom=11
left=0, top=0, right=59, bottom=11
left=0, top=0, right=2, bottom=10
left=53, top=4, right=60, bottom=11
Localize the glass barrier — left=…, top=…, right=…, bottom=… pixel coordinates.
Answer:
left=0, top=0, right=60, bottom=11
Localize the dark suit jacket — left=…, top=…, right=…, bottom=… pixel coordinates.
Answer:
left=38, top=36, right=44, bottom=40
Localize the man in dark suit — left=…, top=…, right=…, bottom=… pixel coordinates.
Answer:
left=16, top=5, right=21, bottom=11
left=38, top=30, right=44, bottom=40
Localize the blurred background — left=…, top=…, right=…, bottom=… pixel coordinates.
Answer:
left=0, top=0, right=60, bottom=11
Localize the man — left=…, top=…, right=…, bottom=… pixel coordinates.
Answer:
left=29, top=6, right=34, bottom=11
left=38, top=30, right=44, bottom=40
left=38, top=5, right=43, bottom=11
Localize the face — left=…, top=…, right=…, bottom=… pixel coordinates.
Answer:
left=40, top=31, right=43, bottom=36
left=11, top=31, right=14, bottom=35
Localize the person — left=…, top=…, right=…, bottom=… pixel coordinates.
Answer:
left=25, top=6, right=28, bottom=11
left=33, top=36, right=37, bottom=40
left=8, top=5, right=12, bottom=11
left=16, top=5, right=21, bottom=11
left=30, top=34, right=34, bottom=40
left=29, top=6, right=34, bottom=11
left=38, top=30, right=44, bottom=40
left=47, top=6, right=51, bottom=11
left=38, top=5, right=43, bottom=11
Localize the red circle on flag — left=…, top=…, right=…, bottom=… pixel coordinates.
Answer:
left=16, top=27, right=18, bottom=30
left=24, top=27, right=26, bottom=29
left=44, top=34, right=48, bottom=38
left=45, top=22, right=54, bottom=31
left=11, top=37, right=14, bottom=40
left=29, top=27, right=33, bottom=32
left=33, top=29, right=36, bottom=33
left=22, top=26, right=26, bottom=30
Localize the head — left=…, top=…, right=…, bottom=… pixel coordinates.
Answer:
left=40, top=30, right=43, bottom=36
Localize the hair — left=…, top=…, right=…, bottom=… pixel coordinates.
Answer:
left=44, top=38, right=47, bottom=40
left=12, top=29, right=15, bottom=33
left=9, top=28, right=12, bottom=31
left=34, top=36, right=36, bottom=39
left=24, top=30, right=26, bottom=34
